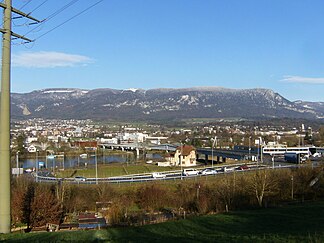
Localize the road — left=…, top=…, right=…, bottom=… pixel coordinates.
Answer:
left=34, top=162, right=301, bottom=184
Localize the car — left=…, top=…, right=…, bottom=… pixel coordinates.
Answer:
left=236, top=165, right=249, bottom=171
left=79, top=154, right=88, bottom=159
left=152, top=172, right=166, bottom=179
left=182, top=168, right=199, bottom=176
left=200, top=168, right=217, bottom=175
left=74, top=176, right=86, bottom=182
left=312, top=152, right=322, bottom=158
left=221, top=167, right=235, bottom=172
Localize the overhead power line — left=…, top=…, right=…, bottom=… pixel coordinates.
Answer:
left=19, top=0, right=33, bottom=10
left=44, top=0, right=80, bottom=21
left=33, top=0, right=104, bottom=41
left=29, top=0, right=49, bottom=14
left=22, top=0, right=81, bottom=37
left=14, top=0, right=48, bottom=22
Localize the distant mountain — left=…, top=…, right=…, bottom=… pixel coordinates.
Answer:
left=293, top=100, right=324, bottom=115
left=11, top=87, right=324, bottom=121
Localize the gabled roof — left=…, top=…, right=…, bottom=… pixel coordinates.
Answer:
left=176, top=145, right=196, bottom=156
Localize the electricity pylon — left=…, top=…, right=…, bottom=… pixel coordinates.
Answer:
left=0, top=0, right=40, bottom=234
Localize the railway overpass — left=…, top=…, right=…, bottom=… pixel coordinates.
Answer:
left=99, top=142, right=260, bottom=163
left=196, top=147, right=259, bottom=163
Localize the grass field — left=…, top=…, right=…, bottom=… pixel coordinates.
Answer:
left=2, top=201, right=324, bottom=242
left=55, top=163, right=178, bottom=178
left=54, top=157, right=245, bottom=179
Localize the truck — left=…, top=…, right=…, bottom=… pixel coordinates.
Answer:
left=284, top=152, right=302, bottom=163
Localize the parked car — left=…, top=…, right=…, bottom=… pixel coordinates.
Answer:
left=200, top=168, right=217, bottom=175
left=236, top=165, right=249, bottom=171
left=74, top=176, right=87, bottom=182
left=152, top=172, right=166, bottom=179
left=182, top=168, right=199, bottom=176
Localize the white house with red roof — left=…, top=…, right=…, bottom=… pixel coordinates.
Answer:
left=166, top=145, right=197, bottom=167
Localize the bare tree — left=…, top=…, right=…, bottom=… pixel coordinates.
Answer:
left=21, top=182, right=36, bottom=231
left=137, top=183, right=169, bottom=213
left=216, top=176, right=235, bottom=212
left=249, top=170, right=278, bottom=207
left=29, top=185, right=62, bottom=228
left=11, top=177, right=30, bottom=226
left=293, top=166, right=317, bottom=201
left=95, top=183, right=116, bottom=202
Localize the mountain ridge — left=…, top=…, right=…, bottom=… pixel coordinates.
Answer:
left=11, top=87, right=324, bottom=121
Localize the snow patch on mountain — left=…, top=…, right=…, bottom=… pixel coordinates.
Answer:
left=43, top=90, right=74, bottom=94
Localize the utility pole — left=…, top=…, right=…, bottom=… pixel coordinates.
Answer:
left=211, top=136, right=216, bottom=168
left=95, top=148, right=98, bottom=184
left=0, top=0, right=40, bottom=233
left=180, top=142, right=183, bottom=180
left=16, top=151, right=19, bottom=176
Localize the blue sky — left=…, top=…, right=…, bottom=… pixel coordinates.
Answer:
left=4, top=0, right=324, bottom=101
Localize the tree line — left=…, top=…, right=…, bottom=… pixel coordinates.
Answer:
left=11, top=165, right=324, bottom=230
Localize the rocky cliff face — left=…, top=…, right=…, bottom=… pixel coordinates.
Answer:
left=11, top=87, right=324, bottom=121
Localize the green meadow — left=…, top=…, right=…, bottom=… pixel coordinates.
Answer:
left=2, top=201, right=324, bottom=243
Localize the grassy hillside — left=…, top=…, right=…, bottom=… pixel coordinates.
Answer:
left=1, top=201, right=324, bottom=243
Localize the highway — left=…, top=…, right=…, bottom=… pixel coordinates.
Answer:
left=34, top=162, right=300, bottom=184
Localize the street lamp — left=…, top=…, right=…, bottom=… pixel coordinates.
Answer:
left=180, top=142, right=183, bottom=180
left=16, top=151, right=20, bottom=176
left=45, top=151, right=48, bottom=169
left=53, top=155, right=56, bottom=174
left=259, top=137, right=263, bottom=164
left=257, top=142, right=259, bottom=166
left=36, top=150, right=39, bottom=182
left=291, top=175, right=294, bottom=199
left=62, top=152, right=65, bottom=171
left=248, top=136, right=251, bottom=161
left=103, top=145, right=105, bottom=165
left=211, top=136, right=217, bottom=168
left=95, top=148, right=98, bottom=184
left=255, top=137, right=263, bottom=166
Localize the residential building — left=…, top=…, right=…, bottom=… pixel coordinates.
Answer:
left=166, top=145, right=197, bottom=167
